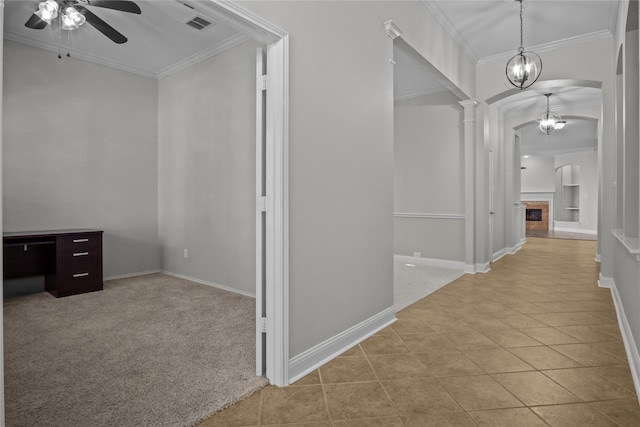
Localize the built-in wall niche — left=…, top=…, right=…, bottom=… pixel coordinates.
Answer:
left=555, top=164, right=580, bottom=222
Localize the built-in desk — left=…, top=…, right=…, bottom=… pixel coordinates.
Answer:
left=3, top=229, right=103, bottom=298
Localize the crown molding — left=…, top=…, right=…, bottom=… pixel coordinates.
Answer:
left=157, top=33, right=250, bottom=79
left=421, top=0, right=479, bottom=63
left=478, top=30, right=613, bottom=66
left=4, top=31, right=158, bottom=79
left=5, top=30, right=250, bottom=80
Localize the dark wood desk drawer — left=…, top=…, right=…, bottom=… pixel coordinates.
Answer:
left=60, top=234, right=99, bottom=254
left=59, top=270, right=101, bottom=295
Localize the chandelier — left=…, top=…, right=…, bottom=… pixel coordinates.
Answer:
left=505, top=0, right=542, bottom=90
left=537, top=93, right=563, bottom=135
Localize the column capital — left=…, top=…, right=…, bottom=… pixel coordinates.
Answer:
left=384, top=20, right=402, bottom=40
left=459, top=99, right=479, bottom=109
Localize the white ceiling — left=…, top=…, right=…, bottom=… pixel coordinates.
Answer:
left=4, top=0, right=248, bottom=78
left=5, top=0, right=617, bottom=157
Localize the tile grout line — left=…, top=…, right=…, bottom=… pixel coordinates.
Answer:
left=358, top=337, right=409, bottom=427
left=316, top=365, right=335, bottom=426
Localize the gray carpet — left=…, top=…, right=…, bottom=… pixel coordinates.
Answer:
left=3, top=273, right=267, bottom=427
left=394, top=258, right=465, bottom=311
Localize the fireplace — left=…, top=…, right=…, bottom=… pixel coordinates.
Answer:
left=523, top=201, right=549, bottom=230
left=526, top=208, right=542, bottom=222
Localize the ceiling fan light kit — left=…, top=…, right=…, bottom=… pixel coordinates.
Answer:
left=25, top=0, right=141, bottom=44
left=505, top=0, right=542, bottom=90
left=35, top=0, right=59, bottom=24
left=61, top=5, right=86, bottom=30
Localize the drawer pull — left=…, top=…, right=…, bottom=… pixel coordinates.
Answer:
left=73, top=252, right=89, bottom=257
left=73, top=273, right=89, bottom=278
left=73, top=238, right=90, bottom=243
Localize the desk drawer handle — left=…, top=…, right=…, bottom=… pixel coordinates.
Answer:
left=73, top=238, right=89, bottom=243
left=73, top=252, right=89, bottom=257
left=73, top=273, right=89, bottom=278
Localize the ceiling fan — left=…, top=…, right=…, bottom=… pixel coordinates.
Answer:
left=25, top=0, right=141, bottom=44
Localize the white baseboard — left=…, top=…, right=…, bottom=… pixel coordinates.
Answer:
left=162, top=271, right=256, bottom=298
left=288, top=307, right=396, bottom=384
left=394, top=255, right=465, bottom=271
left=606, top=276, right=640, bottom=403
left=492, top=248, right=507, bottom=262
left=508, top=242, right=523, bottom=255
left=597, top=272, right=614, bottom=289
left=463, top=262, right=491, bottom=274
left=554, top=226, right=597, bottom=235
left=104, top=270, right=161, bottom=281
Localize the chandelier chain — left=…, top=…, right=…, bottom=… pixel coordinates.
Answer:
left=519, top=0, right=524, bottom=52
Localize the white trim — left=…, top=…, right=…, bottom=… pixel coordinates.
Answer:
left=477, top=30, right=613, bottom=65
left=157, top=33, right=250, bottom=79
left=3, top=32, right=158, bottom=79
left=421, top=0, right=478, bottom=63
left=383, top=20, right=402, bottom=40
left=394, top=255, right=465, bottom=271
left=103, top=270, right=161, bottom=281
left=464, top=262, right=491, bottom=274
left=394, top=87, right=451, bottom=102
left=612, top=229, right=640, bottom=257
left=554, top=226, right=597, bottom=235
left=162, top=271, right=256, bottom=298
left=394, top=213, right=465, bottom=220
left=202, top=0, right=289, bottom=387
left=607, top=277, right=640, bottom=404
left=597, top=272, right=614, bottom=289
left=288, top=307, right=396, bottom=384
left=492, top=248, right=507, bottom=263
left=507, top=242, right=523, bottom=255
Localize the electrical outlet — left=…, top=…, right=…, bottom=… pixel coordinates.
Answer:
left=184, top=249, right=188, bottom=259
left=413, top=252, right=421, bottom=258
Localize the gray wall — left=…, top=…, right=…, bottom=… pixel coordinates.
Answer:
left=521, top=157, right=556, bottom=192
left=157, top=39, right=259, bottom=296
left=394, top=91, right=464, bottom=262
left=3, top=40, right=160, bottom=278
left=241, top=1, right=396, bottom=357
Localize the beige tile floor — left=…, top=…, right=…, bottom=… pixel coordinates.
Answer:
left=201, top=238, right=640, bottom=426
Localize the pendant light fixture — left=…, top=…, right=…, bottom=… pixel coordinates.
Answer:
left=537, top=93, right=562, bottom=135
left=505, top=0, right=542, bottom=90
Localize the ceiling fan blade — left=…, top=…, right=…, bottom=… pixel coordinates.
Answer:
left=77, top=6, right=128, bottom=44
left=25, top=13, right=48, bottom=30
left=87, top=1, right=141, bottom=14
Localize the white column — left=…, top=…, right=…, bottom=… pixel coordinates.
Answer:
left=460, top=99, right=478, bottom=272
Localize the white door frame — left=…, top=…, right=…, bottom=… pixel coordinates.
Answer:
left=200, top=1, right=289, bottom=387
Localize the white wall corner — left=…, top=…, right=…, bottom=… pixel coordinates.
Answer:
left=464, top=262, right=491, bottom=274
left=476, top=262, right=491, bottom=274
left=288, top=307, right=396, bottom=384
left=608, top=279, right=640, bottom=403
left=162, top=271, right=257, bottom=298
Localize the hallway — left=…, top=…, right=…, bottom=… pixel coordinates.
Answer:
left=202, top=238, right=640, bottom=426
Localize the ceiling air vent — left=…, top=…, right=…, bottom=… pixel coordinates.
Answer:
left=186, top=16, right=215, bottom=31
